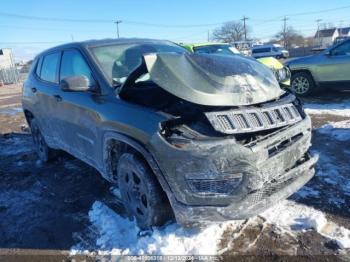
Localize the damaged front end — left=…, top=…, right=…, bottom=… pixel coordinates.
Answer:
left=119, top=52, right=317, bottom=225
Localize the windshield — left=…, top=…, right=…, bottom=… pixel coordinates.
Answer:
left=193, top=45, right=240, bottom=56
left=273, top=46, right=285, bottom=52
left=90, top=42, right=187, bottom=85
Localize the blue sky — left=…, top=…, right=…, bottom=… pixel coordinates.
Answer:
left=1, top=0, right=350, bottom=60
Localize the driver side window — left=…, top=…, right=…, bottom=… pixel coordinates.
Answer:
left=331, top=41, right=350, bottom=56
left=60, top=49, right=96, bottom=86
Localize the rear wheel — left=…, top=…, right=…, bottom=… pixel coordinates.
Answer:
left=117, top=153, right=172, bottom=229
left=291, top=72, right=315, bottom=96
left=30, top=119, right=55, bottom=162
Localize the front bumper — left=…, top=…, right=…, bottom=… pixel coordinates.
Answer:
left=148, top=115, right=316, bottom=225
left=171, top=153, right=317, bottom=225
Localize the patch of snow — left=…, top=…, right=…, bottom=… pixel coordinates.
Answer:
left=71, top=201, right=243, bottom=256
left=0, top=107, right=23, bottom=116
left=0, top=136, right=32, bottom=156
left=304, top=101, right=350, bottom=116
left=262, top=200, right=350, bottom=249
left=317, top=120, right=350, bottom=141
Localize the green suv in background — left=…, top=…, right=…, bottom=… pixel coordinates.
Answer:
left=182, top=42, right=291, bottom=87
left=285, top=39, right=350, bottom=96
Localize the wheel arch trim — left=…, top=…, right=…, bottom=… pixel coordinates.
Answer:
left=101, top=131, right=177, bottom=210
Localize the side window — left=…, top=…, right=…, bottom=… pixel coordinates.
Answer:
left=60, top=49, right=95, bottom=86
left=332, top=41, right=350, bottom=56
left=41, top=52, right=60, bottom=83
left=40, top=52, right=60, bottom=83
left=35, top=57, right=43, bottom=77
left=253, top=48, right=270, bottom=54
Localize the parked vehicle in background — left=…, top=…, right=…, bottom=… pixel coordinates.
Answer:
left=252, top=44, right=289, bottom=59
left=285, top=39, right=350, bottom=96
left=182, top=42, right=290, bottom=86
left=182, top=42, right=241, bottom=55
left=232, top=41, right=254, bottom=56
left=23, top=39, right=317, bottom=229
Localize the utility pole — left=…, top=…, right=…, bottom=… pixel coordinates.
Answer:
left=316, top=19, right=322, bottom=47
left=115, top=20, right=122, bottom=38
left=282, top=16, right=289, bottom=48
left=241, top=16, right=249, bottom=41
left=207, top=30, right=210, bottom=42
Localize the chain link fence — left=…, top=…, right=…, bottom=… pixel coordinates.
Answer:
left=0, top=67, right=20, bottom=85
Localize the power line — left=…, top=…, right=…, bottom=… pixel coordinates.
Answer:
left=0, top=4, right=350, bottom=28
left=0, top=24, right=113, bottom=33
left=0, top=11, right=112, bottom=23
left=250, top=5, right=350, bottom=25
left=122, top=20, right=223, bottom=28
left=0, top=41, right=65, bottom=44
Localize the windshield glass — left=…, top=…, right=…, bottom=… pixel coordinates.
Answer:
left=273, top=46, right=285, bottom=51
left=193, top=44, right=240, bottom=56
left=90, top=42, right=187, bottom=85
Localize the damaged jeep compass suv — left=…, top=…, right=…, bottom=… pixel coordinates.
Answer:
left=23, top=39, right=318, bottom=228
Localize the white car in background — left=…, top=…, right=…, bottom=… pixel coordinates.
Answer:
left=252, top=44, right=289, bottom=59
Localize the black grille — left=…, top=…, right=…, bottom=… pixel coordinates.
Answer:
left=187, top=178, right=241, bottom=195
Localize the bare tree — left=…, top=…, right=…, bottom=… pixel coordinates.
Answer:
left=273, top=26, right=305, bottom=48
left=212, top=21, right=249, bottom=43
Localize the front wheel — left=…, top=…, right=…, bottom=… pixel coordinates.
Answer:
left=291, top=72, right=315, bottom=96
left=117, top=153, right=173, bottom=229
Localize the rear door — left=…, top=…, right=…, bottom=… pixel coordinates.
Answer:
left=33, top=51, right=62, bottom=144
left=316, top=41, right=350, bottom=83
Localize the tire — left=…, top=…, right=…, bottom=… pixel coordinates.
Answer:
left=117, top=153, right=172, bottom=229
left=291, top=72, right=315, bottom=96
left=30, top=119, right=55, bottom=162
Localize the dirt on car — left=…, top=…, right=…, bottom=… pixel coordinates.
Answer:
left=1, top=85, right=350, bottom=260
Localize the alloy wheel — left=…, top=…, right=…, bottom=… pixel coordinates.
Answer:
left=292, top=76, right=310, bottom=94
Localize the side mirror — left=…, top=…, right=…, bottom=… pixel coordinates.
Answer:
left=324, top=50, right=331, bottom=56
left=60, top=75, right=91, bottom=92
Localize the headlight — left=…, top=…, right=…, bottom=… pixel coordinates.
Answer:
left=274, top=67, right=291, bottom=83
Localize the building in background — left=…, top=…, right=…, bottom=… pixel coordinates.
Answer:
left=314, top=27, right=350, bottom=49
left=0, top=48, right=19, bottom=85
left=0, top=48, right=15, bottom=69
left=314, top=28, right=339, bottom=49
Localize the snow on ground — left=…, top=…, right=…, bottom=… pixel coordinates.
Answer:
left=261, top=200, right=350, bottom=249
left=71, top=201, right=243, bottom=256
left=0, top=107, right=23, bottom=116
left=317, top=120, right=350, bottom=141
left=304, top=100, right=350, bottom=116
left=0, top=135, right=32, bottom=156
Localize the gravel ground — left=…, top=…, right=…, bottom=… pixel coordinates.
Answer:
left=0, top=85, right=350, bottom=261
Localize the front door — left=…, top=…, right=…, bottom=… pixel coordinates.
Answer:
left=316, top=41, right=350, bottom=83
left=52, top=48, right=101, bottom=166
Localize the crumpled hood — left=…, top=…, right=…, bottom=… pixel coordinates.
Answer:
left=142, top=53, right=284, bottom=106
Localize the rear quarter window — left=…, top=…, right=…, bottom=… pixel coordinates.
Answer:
left=35, top=57, right=43, bottom=77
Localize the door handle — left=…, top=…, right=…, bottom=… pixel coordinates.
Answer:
left=31, top=87, right=37, bottom=93
left=53, top=94, right=62, bottom=102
